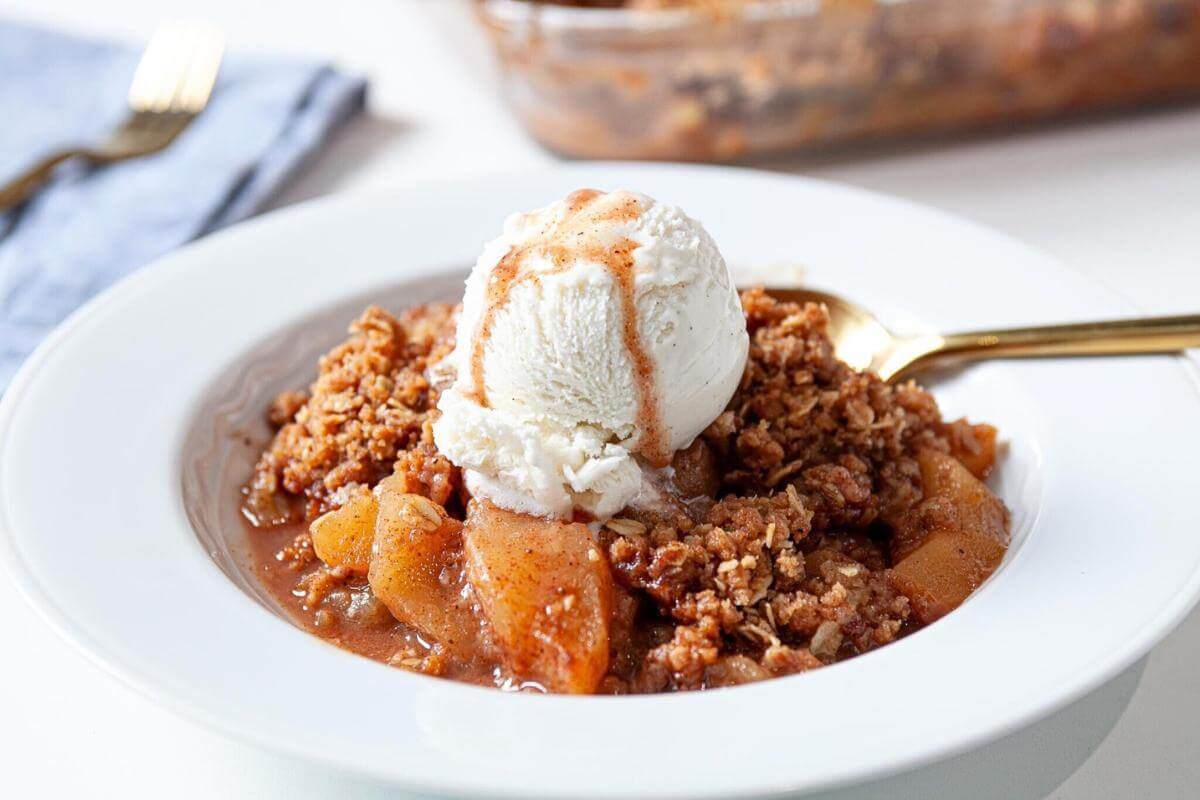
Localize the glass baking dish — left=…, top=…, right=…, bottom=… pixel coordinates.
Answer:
left=475, top=0, right=1200, bottom=160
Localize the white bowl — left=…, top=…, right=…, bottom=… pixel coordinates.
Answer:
left=2, top=164, right=1199, bottom=799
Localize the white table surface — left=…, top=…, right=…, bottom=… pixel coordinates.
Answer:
left=2, top=1, right=1199, bottom=798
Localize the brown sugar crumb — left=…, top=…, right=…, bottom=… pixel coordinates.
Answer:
left=388, top=643, right=449, bottom=677
left=275, top=532, right=316, bottom=571
left=295, top=564, right=352, bottom=609
left=267, top=391, right=309, bottom=428
left=391, top=441, right=461, bottom=510
left=244, top=303, right=459, bottom=522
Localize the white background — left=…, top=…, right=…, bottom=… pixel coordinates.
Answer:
left=2, top=1, right=1199, bottom=797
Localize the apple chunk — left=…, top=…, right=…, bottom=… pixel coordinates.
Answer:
left=917, top=449, right=1008, bottom=546
left=368, top=486, right=481, bottom=656
left=463, top=501, right=613, bottom=694
left=890, top=530, right=1005, bottom=623
left=946, top=421, right=999, bottom=480
left=889, top=449, right=1010, bottom=624
left=310, top=492, right=377, bottom=574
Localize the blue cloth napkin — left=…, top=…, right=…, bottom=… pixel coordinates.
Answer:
left=0, top=21, right=367, bottom=387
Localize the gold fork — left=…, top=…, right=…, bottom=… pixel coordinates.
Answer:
left=0, top=23, right=225, bottom=213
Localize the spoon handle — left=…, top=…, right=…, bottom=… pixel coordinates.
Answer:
left=901, top=314, right=1200, bottom=379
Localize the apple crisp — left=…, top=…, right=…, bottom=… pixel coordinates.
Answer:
left=243, top=288, right=1008, bottom=693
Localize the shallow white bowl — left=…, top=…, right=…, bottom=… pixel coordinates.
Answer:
left=2, top=164, right=1199, bottom=799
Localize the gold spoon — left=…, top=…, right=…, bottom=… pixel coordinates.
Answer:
left=764, top=287, right=1200, bottom=383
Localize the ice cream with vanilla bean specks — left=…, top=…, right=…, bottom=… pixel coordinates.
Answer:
left=432, top=189, right=747, bottom=519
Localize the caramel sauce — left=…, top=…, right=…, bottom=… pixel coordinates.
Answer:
left=466, top=189, right=667, bottom=465
left=608, top=238, right=668, bottom=467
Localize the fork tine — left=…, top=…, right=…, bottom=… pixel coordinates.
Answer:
left=175, top=27, right=224, bottom=113
left=127, top=24, right=187, bottom=113
left=127, top=23, right=224, bottom=115
left=160, top=33, right=197, bottom=116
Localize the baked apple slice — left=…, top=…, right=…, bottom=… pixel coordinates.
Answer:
left=309, top=491, right=377, bottom=574
left=368, top=484, right=482, bottom=657
left=890, top=529, right=1005, bottom=624
left=917, top=448, right=1008, bottom=545
left=890, top=449, right=1009, bottom=623
left=946, top=421, right=999, bottom=480
left=463, top=501, right=614, bottom=694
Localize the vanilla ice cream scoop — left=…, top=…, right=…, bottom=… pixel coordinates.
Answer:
left=433, top=189, right=748, bottom=519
